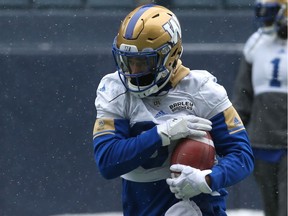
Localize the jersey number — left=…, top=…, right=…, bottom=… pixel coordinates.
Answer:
left=270, top=58, right=281, bottom=87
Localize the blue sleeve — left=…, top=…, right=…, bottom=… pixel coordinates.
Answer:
left=93, top=118, right=163, bottom=179
left=209, top=107, right=254, bottom=191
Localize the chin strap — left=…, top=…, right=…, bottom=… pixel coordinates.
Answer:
left=170, top=59, right=190, bottom=87
left=129, top=59, right=190, bottom=98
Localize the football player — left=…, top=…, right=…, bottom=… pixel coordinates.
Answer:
left=233, top=0, right=287, bottom=216
left=93, top=4, right=254, bottom=216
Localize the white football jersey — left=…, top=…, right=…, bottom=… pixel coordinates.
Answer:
left=244, top=30, right=287, bottom=96
left=95, top=70, right=232, bottom=182
left=234, top=29, right=287, bottom=149
left=93, top=63, right=253, bottom=216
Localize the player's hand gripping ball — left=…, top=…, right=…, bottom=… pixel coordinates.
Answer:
left=170, top=132, right=215, bottom=177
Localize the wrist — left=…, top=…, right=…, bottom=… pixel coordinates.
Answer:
left=156, top=125, right=171, bottom=146
left=199, top=170, right=212, bottom=194
left=205, top=174, right=211, bottom=187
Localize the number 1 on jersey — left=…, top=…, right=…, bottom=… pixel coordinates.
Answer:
left=270, top=58, right=281, bottom=87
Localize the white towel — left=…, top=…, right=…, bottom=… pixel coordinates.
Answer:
left=165, top=200, right=202, bottom=216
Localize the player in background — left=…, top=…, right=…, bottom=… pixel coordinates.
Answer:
left=232, top=0, right=287, bottom=216
left=134, top=0, right=172, bottom=8
left=93, top=4, right=254, bottom=216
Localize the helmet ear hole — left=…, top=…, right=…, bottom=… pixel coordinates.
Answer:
left=171, top=48, right=178, bottom=57
left=172, top=60, right=177, bottom=69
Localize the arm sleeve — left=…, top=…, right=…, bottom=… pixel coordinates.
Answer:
left=93, top=74, right=164, bottom=179
left=209, top=106, right=254, bottom=191
left=232, top=56, right=254, bottom=126
left=93, top=118, right=163, bottom=179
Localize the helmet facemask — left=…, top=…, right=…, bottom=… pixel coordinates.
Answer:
left=112, top=40, right=173, bottom=98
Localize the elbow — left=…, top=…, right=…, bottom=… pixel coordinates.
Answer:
left=242, top=149, right=255, bottom=178
left=95, top=158, right=120, bottom=180
left=98, top=165, right=119, bottom=180
left=247, top=152, right=255, bottom=174
left=93, top=140, right=121, bottom=179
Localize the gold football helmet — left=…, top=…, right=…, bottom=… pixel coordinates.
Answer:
left=112, top=4, right=183, bottom=98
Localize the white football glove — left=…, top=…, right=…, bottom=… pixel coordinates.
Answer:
left=166, top=164, right=212, bottom=200
left=156, top=115, right=212, bottom=146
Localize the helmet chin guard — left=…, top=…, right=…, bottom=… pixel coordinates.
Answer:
left=126, top=68, right=172, bottom=98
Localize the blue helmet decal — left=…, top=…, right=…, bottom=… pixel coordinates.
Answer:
left=125, top=4, right=155, bottom=39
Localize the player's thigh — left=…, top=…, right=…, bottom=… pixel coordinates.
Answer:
left=254, top=160, right=278, bottom=216
left=254, top=159, right=277, bottom=189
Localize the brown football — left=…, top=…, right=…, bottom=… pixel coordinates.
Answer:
left=171, top=132, right=215, bottom=171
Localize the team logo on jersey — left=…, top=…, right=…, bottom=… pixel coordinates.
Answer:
left=153, top=100, right=161, bottom=107
left=98, top=119, right=105, bottom=128
left=169, top=100, right=193, bottom=112
left=93, top=118, right=115, bottom=138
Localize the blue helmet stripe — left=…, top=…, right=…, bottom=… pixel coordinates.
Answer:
left=125, top=4, right=155, bottom=39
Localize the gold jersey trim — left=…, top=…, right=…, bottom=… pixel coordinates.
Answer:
left=223, top=106, right=245, bottom=134
left=170, top=59, right=190, bottom=87
left=93, top=118, right=115, bottom=137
